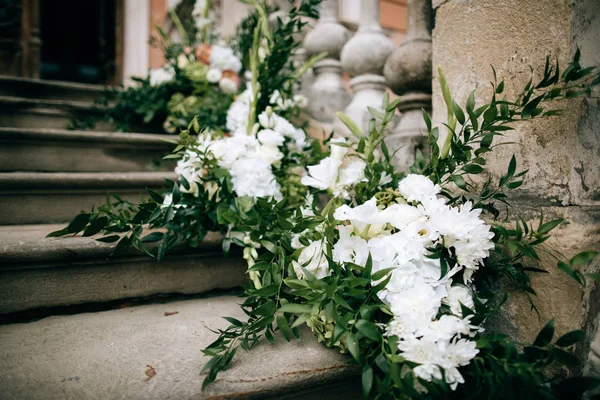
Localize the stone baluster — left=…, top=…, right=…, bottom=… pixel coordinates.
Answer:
left=383, top=0, right=432, bottom=170
left=335, top=0, right=395, bottom=137
left=302, top=0, right=351, bottom=130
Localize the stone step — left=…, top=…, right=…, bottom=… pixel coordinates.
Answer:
left=0, top=295, right=359, bottom=400
left=0, top=95, right=162, bottom=133
left=0, top=224, right=247, bottom=315
left=0, top=75, right=109, bottom=102
left=0, top=127, right=176, bottom=172
left=0, top=172, right=174, bottom=224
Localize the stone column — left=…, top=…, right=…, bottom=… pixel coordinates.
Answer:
left=432, top=0, right=600, bottom=379
left=302, top=0, right=351, bottom=130
left=335, top=0, right=395, bottom=137
left=383, top=0, right=432, bottom=170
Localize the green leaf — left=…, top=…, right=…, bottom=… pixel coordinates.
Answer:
left=451, top=175, right=468, bottom=190
left=362, top=367, right=374, bottom=398
left=66, top=213, right=90, bottom=234
left=96, top=235, right=121, bottom=243
left=46, top=228, right=69, bottom=238
left=556, top=330, right=584, bottom=347
left=141, top=232, right=164, bottom=243
left=463, top=164, right=484, bottom=174
left=355, top=319, right=382, bottom=342
left=533, top=319, right=555, bottom=347
left=570, top=251, right=598, bottom=266
left=345, top=332, right=360, bottom=361
left=557, top=261, right=583, bottom=284
left=147, top=189, right=164, bottom=204
left=276, top=314, right=292, bottom=341
left=223, top=317, right=243, bottom=327
left=254, top=301, right=277, bottom=316
left=278, top=303, right=311, bottom=314
left=336, top=112, right=363, bottom=138
left=452, top=101, right=466, bottom=125
left=538, top=219, right=563, bottom=234
left=252, top=284, right=279, bottom=297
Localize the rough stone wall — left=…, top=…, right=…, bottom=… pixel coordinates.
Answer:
left=431, top=0, right=600, bottom=370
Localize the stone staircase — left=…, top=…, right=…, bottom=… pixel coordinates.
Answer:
left=0, top=76, right=358, bottom=399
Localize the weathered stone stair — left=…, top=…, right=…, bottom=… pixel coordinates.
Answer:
left=0, top=76, right=357, bottom=399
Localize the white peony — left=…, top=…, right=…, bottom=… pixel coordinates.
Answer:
left=293, top=240, right=331, bottom=279
left=398, top=174, right=441, bottom=203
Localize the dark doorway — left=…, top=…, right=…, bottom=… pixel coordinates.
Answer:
left=39, top=0, right=117, bottom=84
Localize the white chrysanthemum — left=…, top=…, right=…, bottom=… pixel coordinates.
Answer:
left=398, top=174, right=441, bottom=203
left=443, top=284, right=475, bottom=316
left=293, top=240, right=331, bottom=279
left=398, top=337, right=444, bottom=382
left=440, top=339, right=479, bottom=390
left=229, top=156, right=281, bottom=200
left=332, top=225, right=370, bottom=267
left=209, top=45, right=242, bottom=73
left=428, top=201, right=494, bottom=282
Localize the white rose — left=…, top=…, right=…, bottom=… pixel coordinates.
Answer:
left=206, top=68, right=222, bottom=83
left=177, top=54, right=189, bottom=69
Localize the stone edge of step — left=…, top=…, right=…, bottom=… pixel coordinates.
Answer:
left=0, top=295, right=359, bottom=400
left=0, top=225, right=226, bottom=268
left=0, top=127, right=176, bottom=149
left=0, top=94, right=97, bottom=110
left=0, top=75, right=109, bottom=94
left=0, top=171, right=177, bottom=191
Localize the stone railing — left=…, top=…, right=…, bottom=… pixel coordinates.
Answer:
left=298, top=0, right=433, bottom=171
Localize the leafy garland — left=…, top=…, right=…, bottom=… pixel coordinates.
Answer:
left=201, top=52, right=600, bottom=398
left=51, top=1, right=326, bottom=263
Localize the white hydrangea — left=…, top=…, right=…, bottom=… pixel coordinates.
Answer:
left=209, top=45, right=242, bottom=73
left=149, top=67, right=175, bottom=86
left=229, top=156, right=282, bottom=200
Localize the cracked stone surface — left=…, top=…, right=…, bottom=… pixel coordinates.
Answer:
left=0, top=295, right=359, bottom=400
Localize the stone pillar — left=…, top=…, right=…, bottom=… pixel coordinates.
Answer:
left=432, top=0, right=600, bottom=376
left=383, top=0, right=432, bottom=170
left=335, top=0, right=395, bottom=137
left=302, top=0, right=351, bottom=130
